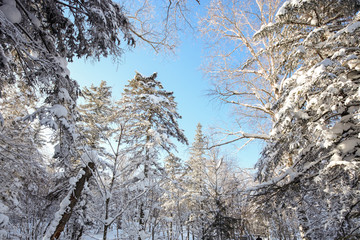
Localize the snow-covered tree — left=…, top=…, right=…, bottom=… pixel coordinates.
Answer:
left=117, top=72, right=188, bottom=239
left=78, top=81, right=117, bottom=150
left=77, top=80, right=127, bottom=240
left=161, top=153, right=187, bottom=240
left=253, top=1, right=360, bottom=239
left=0, top=0, right=136, bottom=170
left=0, top=82, right=50, bottom=239
left=199, top=0, right=285, bottom=149
left=201, top=148, right=242, bottom=240
left=183, top=123, right=209, bottom=239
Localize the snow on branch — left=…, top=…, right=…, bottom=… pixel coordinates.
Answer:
left=208, top=131, right=270, bottom=149
left=43, top=161, right=95, bottom=240
left=247, top=154, right=328, bottom=197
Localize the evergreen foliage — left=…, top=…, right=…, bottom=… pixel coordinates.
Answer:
left=116, top=72, right=188, bottom=239
left=184, top=123, right=208, bottom=239
left=252, top=0, right=360, bottom=239
left=3, top=0, right=360, bottom=239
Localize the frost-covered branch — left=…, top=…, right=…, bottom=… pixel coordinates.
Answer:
left=44, top=161, right=95, bottom=240
left=208, top=131, right=269, bottom=150
left=199, top=0, right=283, bottom=151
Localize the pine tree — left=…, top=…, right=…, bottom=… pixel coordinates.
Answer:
left=202, top=148, right=243, bottom=240
left=161, top=153, right=187, bottom=240
left=184, top=123, right=209, bottom=239
left=78, top=80, right=146, bottom=240
left=253, top=1, right=360, bottom=239
left=117, top=72, right=188, bottom=239
left=78, top=81, right=114, bottom=239
left=78, top=81, right=116, bottom=150
left=0, top=82, right=49, bottom=238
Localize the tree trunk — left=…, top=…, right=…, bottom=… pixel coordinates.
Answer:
left=76, top=226, right=83, bottom=240
left=187, top=226, right=190, bottom=240
left=296, top=207, right=311, bottom=240
left=169, top=214, right=173, bottom=240
left=138, top=202, right=145, bottom=240
left=46, top=162, right=95, bottom=240
left=139, top=153, right=149, bottom=240
left=103, top=197, right=110, bottom=240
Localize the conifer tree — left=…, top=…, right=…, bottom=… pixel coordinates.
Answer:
left=202, top=148, right=242, bottom=240
left=78, top=81, right=136, bottom=240
left=78, top=80, right=116, bottom=150
left=117, top=72, right=188, bottom=239
left=184, top=123, right=209, bottom=239
left=252, top=1, right=360, bottom=239
left=161, top=153, right=187, bottom=240
left=0, top=82, right=49, bottom=238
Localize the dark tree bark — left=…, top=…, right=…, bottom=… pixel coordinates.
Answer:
left=48, top=162, right=95, bottom=240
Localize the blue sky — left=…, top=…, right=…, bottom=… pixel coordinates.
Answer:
left=68, top=29, right=261, bottom=168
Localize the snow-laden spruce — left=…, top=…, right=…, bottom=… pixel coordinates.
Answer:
left=252, top=1, right=360, bottom=239
left=116, top=72, right=188, bottom=240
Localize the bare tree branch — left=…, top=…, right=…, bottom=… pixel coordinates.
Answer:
left=208, top=132, right=269, bottom=150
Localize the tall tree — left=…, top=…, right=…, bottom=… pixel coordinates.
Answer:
left=199, top=0, right=284, bottom=149
left=117, top=72, right=188, bottom=239
left=161, top=153, right=187, bottom=240
left=184, top=123, right=209, bottom=239
left=252, top=0, right=360, bottom=239
left=0, top=82, right=49, bottom=239
left=78, top=80, right=126, bottom=240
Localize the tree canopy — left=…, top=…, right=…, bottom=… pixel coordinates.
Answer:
left=1, top=0, right=360, bottom=239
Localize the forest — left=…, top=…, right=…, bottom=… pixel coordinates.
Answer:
left=0, top=0, right=359, bottom=239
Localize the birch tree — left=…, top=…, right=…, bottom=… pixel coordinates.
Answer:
left=200, top=0, right=284, bottom=148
